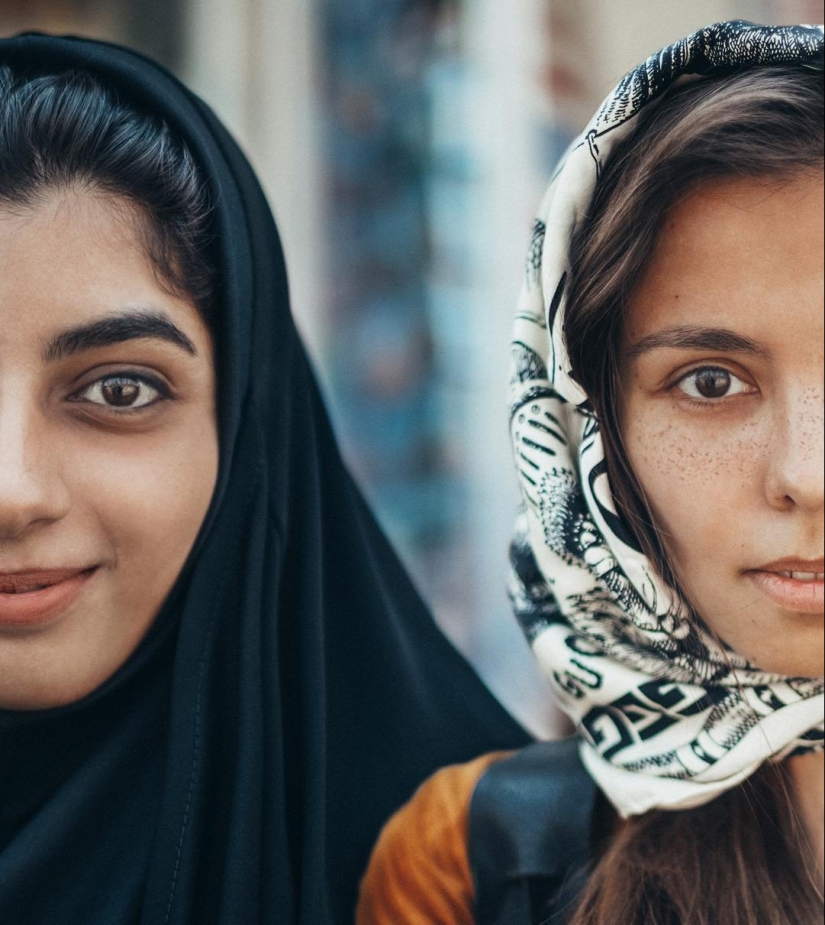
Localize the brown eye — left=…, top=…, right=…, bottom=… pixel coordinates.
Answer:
left=694, top=369, right=731, bottom=398
left=74, top=374, right=165, bottom=411
left=677, top=366, right=751, bottom=402
left=102, top=378, right=141, bottom=407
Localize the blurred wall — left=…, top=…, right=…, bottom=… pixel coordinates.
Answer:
left=0, top=0, right=183, bottom=63
left=182, top=0, right=326, bottom=358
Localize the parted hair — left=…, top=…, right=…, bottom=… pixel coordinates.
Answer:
left=0, top=65, right=215, bottom=318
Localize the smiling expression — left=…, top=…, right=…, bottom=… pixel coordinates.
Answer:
left=621, top=172, right=824, bottom=678
left=0, top=190, right=219, bottom=709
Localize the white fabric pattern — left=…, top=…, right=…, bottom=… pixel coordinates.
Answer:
left=509, top=20, right=825, bottom=817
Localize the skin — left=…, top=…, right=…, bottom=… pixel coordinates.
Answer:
left=0, top=189, right=219, bottom=710
left=621, top=171, right=824, bottom=885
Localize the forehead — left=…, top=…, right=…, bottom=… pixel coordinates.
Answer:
left=0, top=190, right=205, bottom=343
left=625, top=172, right=825, bottom=350
left=0, top=188, right=145, bottom=271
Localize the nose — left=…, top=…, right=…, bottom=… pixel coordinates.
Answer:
left=765, top=386, right=825, bottom=515
left=0, top=399, right=71, bottom=540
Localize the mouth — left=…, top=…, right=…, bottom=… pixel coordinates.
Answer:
left=746, top=559, right=825, bottom=615
left=0, top=568, right=98, bottom=629
left=771, top=571, right=824, bottom=582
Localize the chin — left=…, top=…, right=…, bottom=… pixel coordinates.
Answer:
left=0, top=663, right=116, bottom=711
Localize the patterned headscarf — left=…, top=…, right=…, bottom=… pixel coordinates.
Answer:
left=509, top=21, right=825, bottom=817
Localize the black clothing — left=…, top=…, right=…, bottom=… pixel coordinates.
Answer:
left=0, top=34, right=529, bottom=925
left=470, top=739, right=605, bottom=925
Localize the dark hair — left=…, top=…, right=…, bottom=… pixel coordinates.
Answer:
left=0, top=66, right=216, bottom=319
left=571, top=763, right=820, bottom=925
left=563, top=66, right=824, bottom=925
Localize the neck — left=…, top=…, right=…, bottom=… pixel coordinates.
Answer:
left=788, top=751, right=825, bottom=894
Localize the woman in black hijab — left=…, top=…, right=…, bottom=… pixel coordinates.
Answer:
left=0, top=34, right=528, bottom=924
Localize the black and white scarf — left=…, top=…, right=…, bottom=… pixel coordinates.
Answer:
left=509, top=21, right=825, bottom=817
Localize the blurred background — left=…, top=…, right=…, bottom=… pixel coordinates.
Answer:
left=2, top=0, right=821, bottom=734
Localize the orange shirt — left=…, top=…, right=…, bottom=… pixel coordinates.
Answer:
left=357, top=753, right=509, bottom=925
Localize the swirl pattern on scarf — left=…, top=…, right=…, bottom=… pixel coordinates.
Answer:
left=509, top=20, right=825, bottom=817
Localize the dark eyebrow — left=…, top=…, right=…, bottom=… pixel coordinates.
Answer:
left=44, top=311, right=197, bottom=362
left=626, top=325, right=771, bottom=361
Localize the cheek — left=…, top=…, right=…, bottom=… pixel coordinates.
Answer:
left=622, top=405, right=765, bottom=569
left=68, top=417, right=218, bottom=605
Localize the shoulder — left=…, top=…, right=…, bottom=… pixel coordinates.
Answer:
left=357, top=752, right=509, bottom=925
left=470, top=735, right=593, bottom=861
left=469, top=738, right=597, bottom=912
left=357, top=740, right=597, bottom=925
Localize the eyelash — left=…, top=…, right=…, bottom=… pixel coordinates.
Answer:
left=671, top=365, right=756, bottom=406
left=69, top=371, right=171, bottom=415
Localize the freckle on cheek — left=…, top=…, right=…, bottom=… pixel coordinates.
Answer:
left=643, top=426, right=762, bottom=485
left=652, top=431, right=716, bottom=483
left=797, top=387, right=823, bottom=452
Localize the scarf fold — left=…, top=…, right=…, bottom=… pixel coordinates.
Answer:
left=509, top=20, right=825, bottom=817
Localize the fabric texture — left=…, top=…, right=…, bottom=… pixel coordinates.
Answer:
left=0, top=34, right=529, bottom=925
left=357, top=753, right=506, bottom=925
left=508, top=20, right=825, bottom=817
left=468, top=739, right=599, bottom=925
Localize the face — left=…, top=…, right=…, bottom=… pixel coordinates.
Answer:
left=0, top=190, right=218, bottom=709
left=621, top=172, right=824, bottom=678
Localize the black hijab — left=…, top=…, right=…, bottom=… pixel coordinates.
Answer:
left=0, top=34, right=528, bottom=924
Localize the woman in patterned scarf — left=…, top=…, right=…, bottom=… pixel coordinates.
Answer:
left=358, top=21, right=824, bottom=925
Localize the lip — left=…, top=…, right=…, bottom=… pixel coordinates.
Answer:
left=0, top=568, right=97, bottom=629
left=746, top=559, right=825, bottom=615
left=753, top=557, right=825, bottom=575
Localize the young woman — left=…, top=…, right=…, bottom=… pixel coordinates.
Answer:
left=0, top=35, right=529, bottom=925
left=358, top=21, right=825, bottom=925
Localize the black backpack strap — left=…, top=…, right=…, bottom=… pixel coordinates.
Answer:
left=468, top=738, right=597, bottom=925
